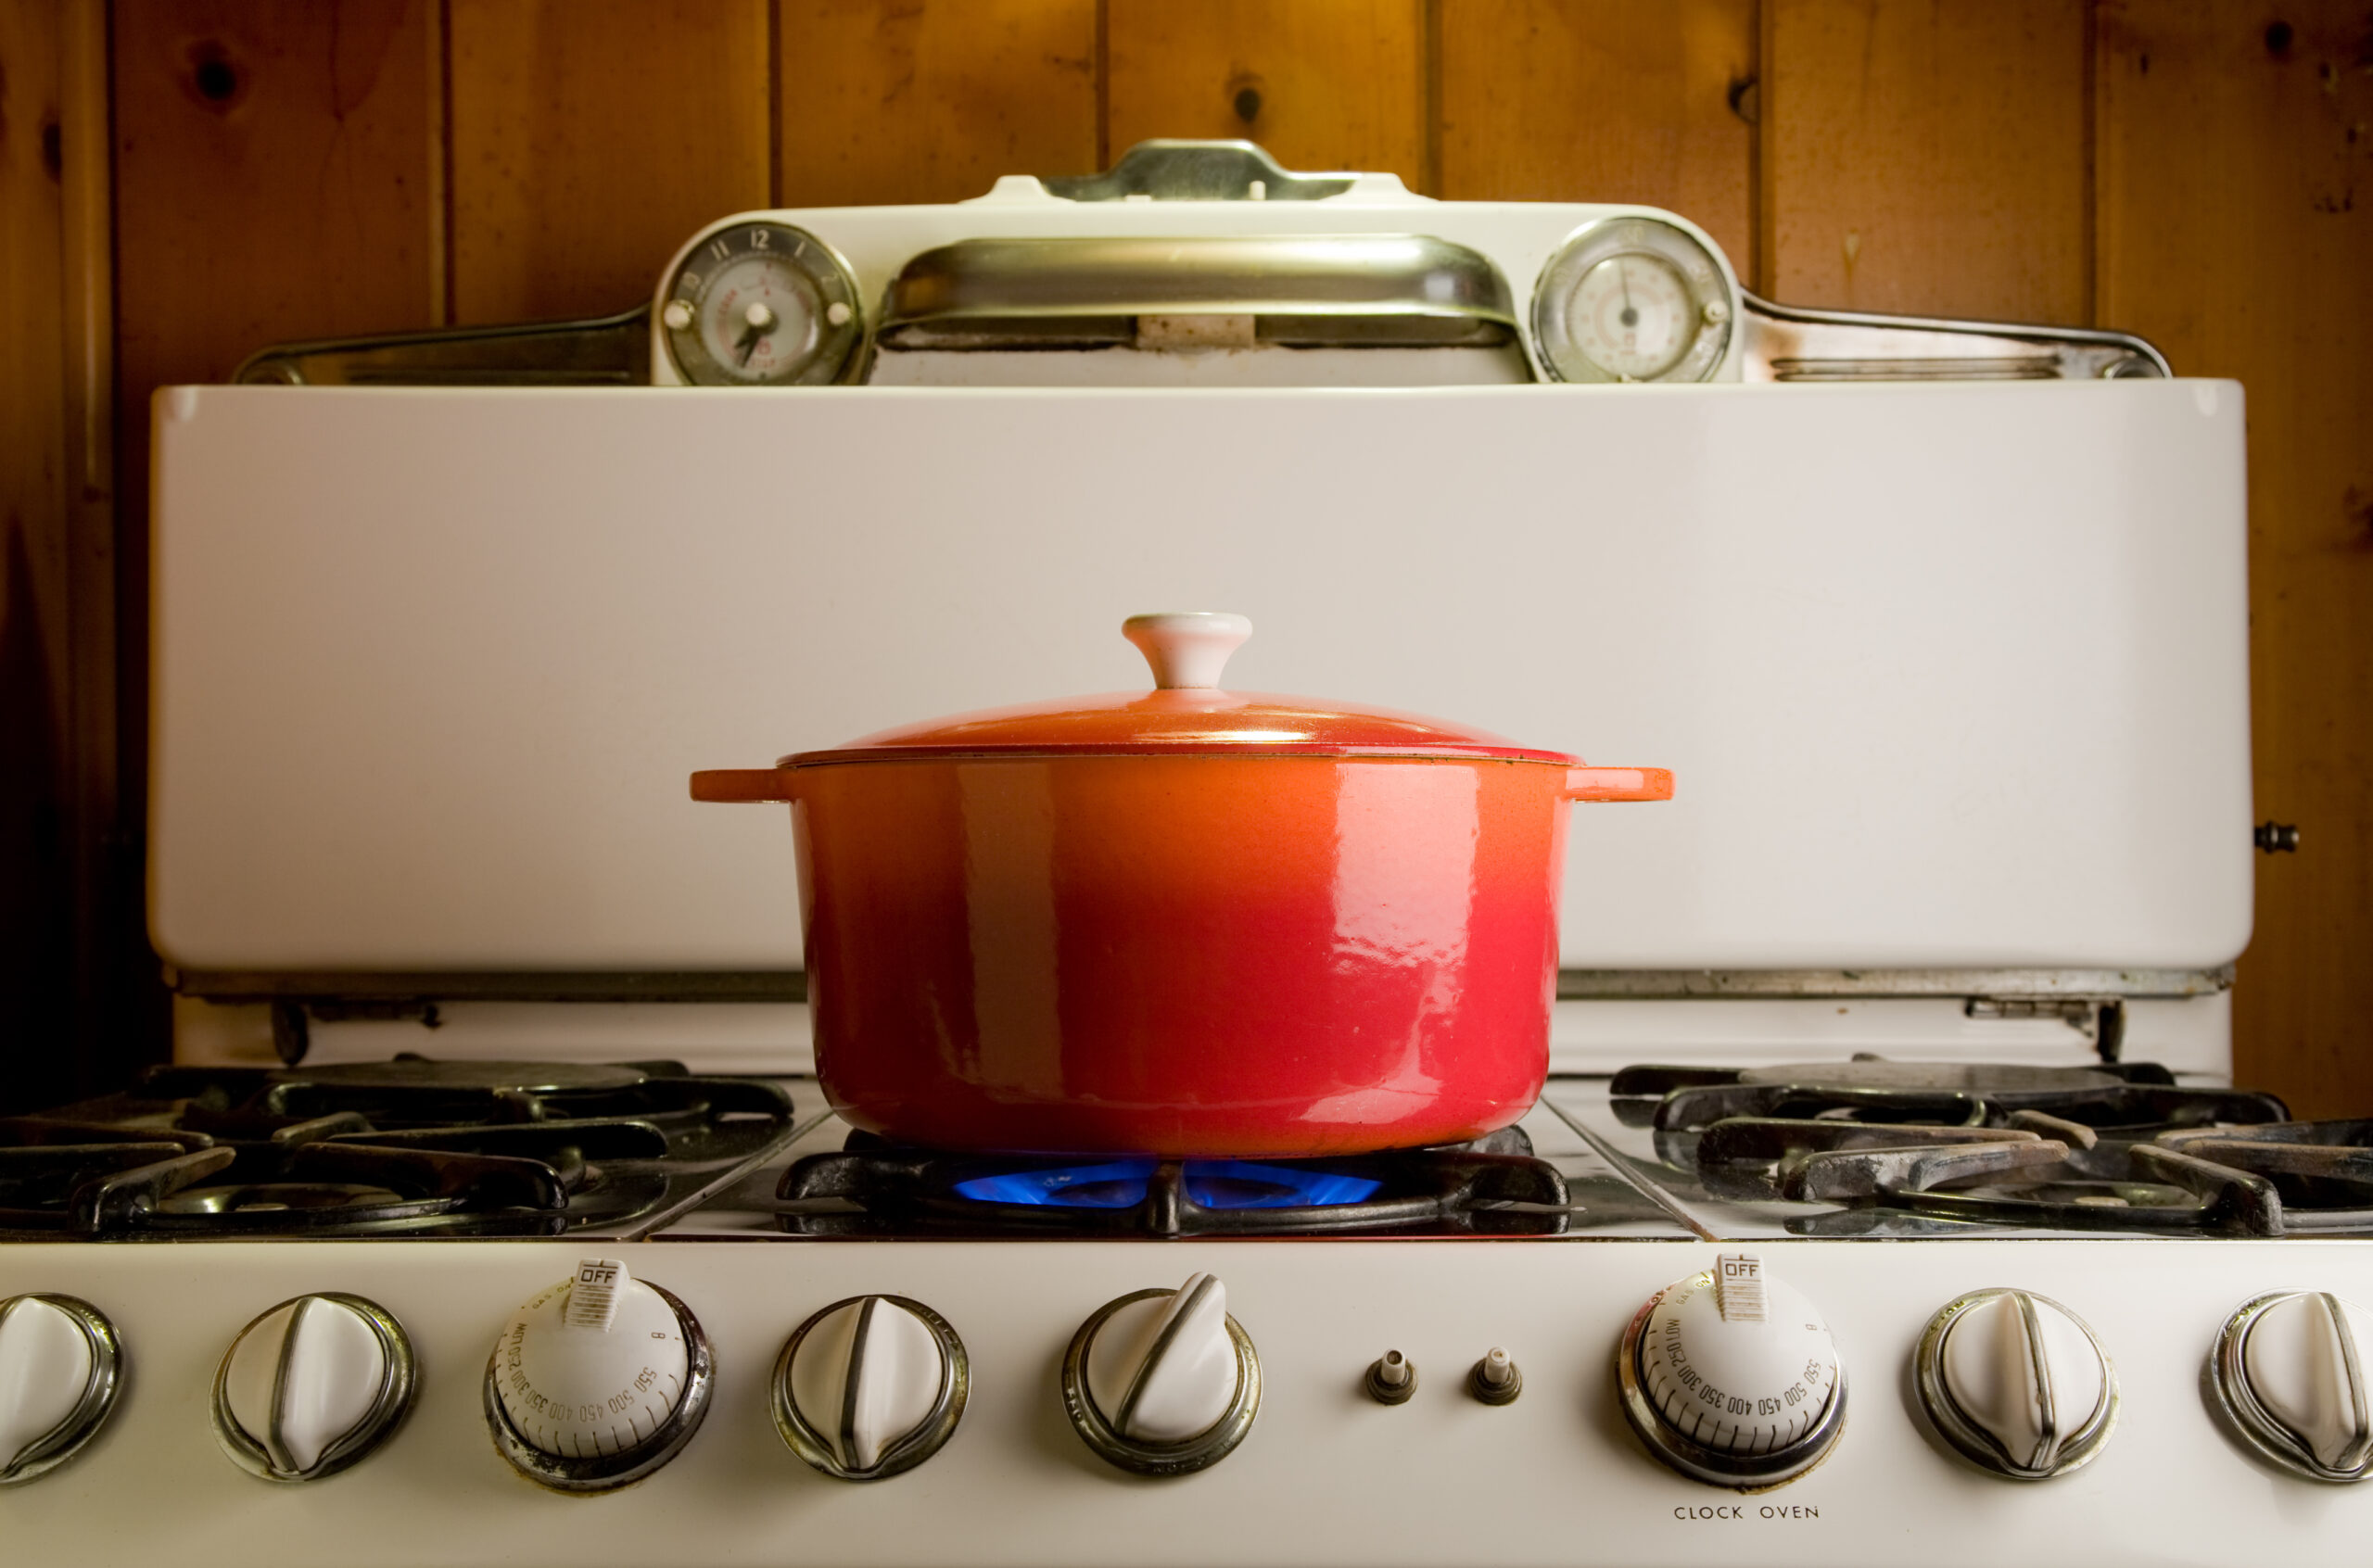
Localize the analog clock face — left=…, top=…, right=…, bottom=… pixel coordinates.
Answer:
left=1533, top=217, right=1732, bottom=385
left=663, top=222, right=862, bottom=386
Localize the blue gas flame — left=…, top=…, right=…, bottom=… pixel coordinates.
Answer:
left=953, top=1159, right=1382, bottom=1210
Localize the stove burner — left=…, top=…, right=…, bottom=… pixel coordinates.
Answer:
left=951, top=1158, right=1385, bottom=1211
left=780, top=1128, right=1567, bottom=1237
left=0, top=1057, right=794, bottom=1238
left=1608, top=1056, right=2373, bottom=1237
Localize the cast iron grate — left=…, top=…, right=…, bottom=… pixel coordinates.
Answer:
left=0, top=1056, right=793, bottom=1238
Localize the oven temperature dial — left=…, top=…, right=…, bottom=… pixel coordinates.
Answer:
left=1618, top=1255, right=1846, bottom=1488
left=483, top=1258, right=713, bottom=1494
left=1061, top=1272, right=1260, bottom=1476
left=2211, top=1290, right=2373, bottom=1483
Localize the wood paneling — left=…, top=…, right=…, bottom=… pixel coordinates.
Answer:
left=0, top=0, right=76, bottom=1111
left=1106, top=0, right=1426, bottom=184
left=777, top=0, right=1098, bottom=206
left=2098, top=0, right=2373, bottom=1118
left=1437, top=0, right=1755, bottom=274
left=450, top=0, right=771, bottom=324
left=1765, top=0, right=2090, bottom=322
left=113, top=0, right=438, bottom=378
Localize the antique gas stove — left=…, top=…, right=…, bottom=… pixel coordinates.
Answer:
left=4, top=145, right=2355, bottom=1566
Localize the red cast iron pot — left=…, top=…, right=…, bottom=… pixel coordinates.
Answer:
left=692, top=613, right=1670, bottom=1157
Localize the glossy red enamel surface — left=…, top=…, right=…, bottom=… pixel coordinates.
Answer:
left=790, top=753, right=1573, bottom=1157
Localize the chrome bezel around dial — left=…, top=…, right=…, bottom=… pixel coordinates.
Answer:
left=212, top=1293, right=418, bottom=1483
left=482, top=1281, right=714, bottom=1495
left=1914, top=1289, right=2118, bottom=1481
left=1531, top=215, right=1733, bottom=385
left=0, top=1295, right=124, bottom=1486
left=663, top=220, right=864, bottom=387
left=1060, top=1287, right=1261, bottom=1478
left=2210, top=1291, right=2373, bottom=1484
left=772, top=1295, right=969, bottom=1482
left=1615, top=1283, right=1846, bottom=1491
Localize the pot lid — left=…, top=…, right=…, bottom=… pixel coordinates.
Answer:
left=785, top=613, right=1580, bottom=766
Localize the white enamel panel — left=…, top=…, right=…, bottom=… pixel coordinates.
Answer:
left=149, top=381, right=2250, bottom=974
left=5, top=1239, right=2370, bottom=1565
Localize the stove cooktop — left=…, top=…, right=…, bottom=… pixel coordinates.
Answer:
left=10, top=1056, right=2368, bottom=1243
left=8, top=1055, right=2373, bottom=1568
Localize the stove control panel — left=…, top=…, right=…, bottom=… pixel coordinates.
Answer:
left=7, top=1243, right=2373, bottom=1568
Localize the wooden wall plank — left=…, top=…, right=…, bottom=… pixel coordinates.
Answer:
left=777, top=0, right=1098, bottom=206
left=1105, top=0, right=1426, bottom=183
left=0, top=0, right=77, bottom=1110
left=1437, top=0, right=1755, bottom=275
left=450, top=0, right=770, bottom=324
left=2099, top=1, right=2373, bottom=1118
left=1765, top=0, right=2089, bottom=322
left=113, top=0, right=436, bottom=380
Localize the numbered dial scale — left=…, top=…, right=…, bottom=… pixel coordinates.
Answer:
left=661, top=222, right=863, bottom=386
left=483, top=1260, right=714, bottom=1494
left=1532, top=216, right=1733, bottom=384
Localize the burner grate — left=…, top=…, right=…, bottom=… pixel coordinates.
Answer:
left=1610, top=1056, right=2368, bottom=1238
left=0, top=1057, right=793, bottom=1238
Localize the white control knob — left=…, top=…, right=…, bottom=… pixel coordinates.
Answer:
left=2213, top=1290, right=2373, bottom=1483
left=0, top=1295, right=121, bottom=1486
left=1062, top=1272, right=1260, bottom=1475
left=484, top=1258, right=713, bottom=1493
left=214, top=1294, right=416, bottom=1481
left=773, top=1296, right=968, bottom=1480
left=1618, top=1255, right=1846, bottom=1487
left=1916, top=1289, right=2116, bottom=1478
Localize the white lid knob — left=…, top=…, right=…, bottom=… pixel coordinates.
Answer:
left=1123, top=613, right=1252, bottom=690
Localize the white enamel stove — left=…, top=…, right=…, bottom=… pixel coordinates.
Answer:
left=6, top=141, right=2349, bottom=1564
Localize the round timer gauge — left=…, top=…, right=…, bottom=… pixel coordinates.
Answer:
left=1533, top=217, right=1733, bottom=385
left=662, top=221, right=863, bottom=386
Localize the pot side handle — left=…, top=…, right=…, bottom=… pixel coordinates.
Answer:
left=690, top=768, right=799, bottom=803
left=1564, top=766, right=1674, bottom=803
